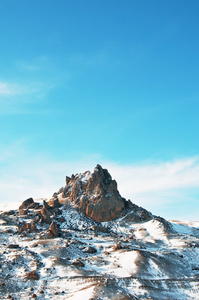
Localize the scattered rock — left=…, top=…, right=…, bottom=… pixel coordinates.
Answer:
left=41, top=202, right=53, bottom=224
left=72, top=259, right=85, bottom=267
left=2, top=210, right=15, bottom=216
left=0, top=282, right=5, bottom=286
left=5, top=229, right=13, bottom=233
left=28, top=202, right=40, bottom=209
left=26, top=270, right=39, bottom=280
left=19, top=209, right=29, bottom=216
left=48, top=221, right=60, bottom=237
left=85, top=246, right=97, bottom=254
left=91, top=224, right=109, bottom=233
left=48, top=198, right=60, bottom=208
left=7, top=244, right=20, bottom=249
left=113, top=242, right=122, bottom=251
left=30, top=221, right=37, bottom=232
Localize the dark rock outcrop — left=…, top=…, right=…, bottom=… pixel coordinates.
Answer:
left=48, top=221, right=60, bottom=237
left=48, top=198, right=60, bottom=208
left=58, top=164, right=128, bottom=222
left=41, top=200, right=53, bottom=224
left=26, top=270, right=39, bottom=280
left=53, top=164, right=153, bottom=223
left=19, top=198, right=34, bottom=210
left=85, top=246, right=97, bottom=254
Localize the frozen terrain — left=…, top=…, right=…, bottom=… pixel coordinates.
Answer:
left=0, top=201, right=199, bottom=300
left=0, top=165, right=199, bottom=300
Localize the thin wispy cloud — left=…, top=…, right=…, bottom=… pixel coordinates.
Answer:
left=0, top=79, right=55, bottom=114
left=16, top=56, right=51, bottom=72
left=0, top=81, right=49, bottom=97
left=0, top=82, right=24, bottom=96
left=106, top=157, right=199, bottom=195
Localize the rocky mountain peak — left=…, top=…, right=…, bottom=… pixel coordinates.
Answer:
left=52, top=164, right=152, bottom=223
left=56, top=164, right=126, bottom=222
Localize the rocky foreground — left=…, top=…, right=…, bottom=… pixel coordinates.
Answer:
left=0, top=165, right=199, bottom=299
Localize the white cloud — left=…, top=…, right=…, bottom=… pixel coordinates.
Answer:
left=106, top=157, right=199, bottom=195
left=105, top=158, right=199, bottom=219
left=0, top=82, right=22, bottom=96
left=0, top=80, right=49, bottom=97
left=0, top=80, right=55, bottom=114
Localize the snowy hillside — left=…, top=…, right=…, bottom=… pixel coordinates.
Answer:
left=0, top=165, right=199, bottom=299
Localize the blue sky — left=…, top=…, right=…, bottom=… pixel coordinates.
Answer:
left=1, top=0, right=199, bottom=220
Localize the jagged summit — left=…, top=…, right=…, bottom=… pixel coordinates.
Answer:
left=51, top=164, right=152, bottom=222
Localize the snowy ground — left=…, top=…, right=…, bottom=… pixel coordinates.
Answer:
left=0, top=202, right=199, bottom=299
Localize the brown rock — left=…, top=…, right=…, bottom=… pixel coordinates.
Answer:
left=72, top=259, right=85, bottom=267
left=65, top=176, right=71, bottom=185
left=48, top=198, right=60, bottom=208
left=18, top=223, right=26, bottom=233
left=60, top=165, right=127, bottom=222
left=7, top=244, right=20, bottom=249
left=2, top=210, right=15, bottom=216
left=26, top=223, right=31, bottom=230
left=113, top=243, right=122, bottom=251
left=26, top=270, right=39, bottom=280
left=48, top=221, right=60, bottom=237
left=85, top=246, right=97, bottom=254
left=19, top=198, right=34, bottom=210
left=55, top=164, right=153, bottom=223
left=28, top=202, right=40, bottom=209
left=19, top=209, right=29, bottom=216
left=43, top=200, right=51, bottom=210
left=30, top=221, right=37, bottom=232
left=5, top=229, right=13, bottom=233
left=41, top=202, right=53, bottom=224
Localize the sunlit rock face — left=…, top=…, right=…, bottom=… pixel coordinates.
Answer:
left=55, top=164, right=150, bottom=222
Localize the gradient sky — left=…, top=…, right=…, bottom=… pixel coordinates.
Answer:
left=1, top=0, right=199, bottom=220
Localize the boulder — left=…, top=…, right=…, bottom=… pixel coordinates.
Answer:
left=72, top=259, right=85, bottom=267
left=48, top=198, right=60, bottom=208
left=48, top=221, right=60, bottom=237
left=19, top=209, right=29, bottom=216
left=19, top=198, right=34, bottom=210
left=26, top=270, right=39, bottom=280
left=85, top=246, right=97, bottom=254
left=41, top=201, right=53, bottom=224
left=28, top=202, right=40, bottom=209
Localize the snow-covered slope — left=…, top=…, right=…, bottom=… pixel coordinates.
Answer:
left=0, top=201, right=199, bottom=300
left=1, top=165, right=199, bottom=300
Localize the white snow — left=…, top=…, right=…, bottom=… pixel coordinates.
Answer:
left=0, top=201, right=21, bottom=211
left=1, top=201, right=199, bottom=299
left=107, top=250, right=139, bottom=277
